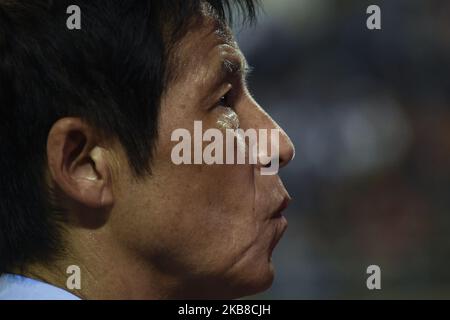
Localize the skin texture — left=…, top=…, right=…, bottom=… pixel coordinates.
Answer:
left=26, top=12, right=295, bottom=299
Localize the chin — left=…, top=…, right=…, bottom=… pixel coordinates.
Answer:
left=223, top=260, right=276, bottom=299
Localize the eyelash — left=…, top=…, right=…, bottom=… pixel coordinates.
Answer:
left=217, top=88, right=233, bottom=109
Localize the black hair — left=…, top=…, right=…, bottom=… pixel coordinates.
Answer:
left=0, top=0, right=258, bottom=274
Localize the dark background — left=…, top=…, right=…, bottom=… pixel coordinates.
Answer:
left=235, top=0, right=450, bottom=299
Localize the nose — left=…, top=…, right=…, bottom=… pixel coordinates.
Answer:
left=277, top=125, right=295, bottom=169
left=240, top=99, right=295, bottom=171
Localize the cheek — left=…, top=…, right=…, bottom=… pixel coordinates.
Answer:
left=144, top=99, right=263, bottom=273
left=153, top=163, right=258, bottom=272
left=177, top=162, right=256, bottom=236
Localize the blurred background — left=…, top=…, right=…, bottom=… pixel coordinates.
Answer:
left=235, top=0, right=450, bottom=299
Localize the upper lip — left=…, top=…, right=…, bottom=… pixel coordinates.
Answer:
left=271, top=195, right=291, bottom=219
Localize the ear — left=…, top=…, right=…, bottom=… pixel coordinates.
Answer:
left=47, top=117, right=114, bottom=209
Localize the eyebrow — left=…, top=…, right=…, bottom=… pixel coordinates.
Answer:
left=209, top=18, right=253, bottom=84
left=220, top=55, right=253, bottom=83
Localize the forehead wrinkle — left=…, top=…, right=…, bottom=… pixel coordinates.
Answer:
left=174, top=19, right=234, bottom=78
left=213, top=19, right=236, bottom=47
left=200, top=1, right=236, bottom=46
left=165, top=14, right=249, bottom=105
left=166, top=9, right=232, bottom=85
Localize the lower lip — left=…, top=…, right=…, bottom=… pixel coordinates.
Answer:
left=278, top=215, right=288, bottom=230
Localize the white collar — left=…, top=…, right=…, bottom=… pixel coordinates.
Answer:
left=0, top=273, right=81, bottom=300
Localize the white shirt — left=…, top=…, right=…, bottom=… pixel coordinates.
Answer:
left=0, top=273, right=81, bottom=300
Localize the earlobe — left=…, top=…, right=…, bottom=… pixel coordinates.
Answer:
left=47, top=118, right=114, bottom=209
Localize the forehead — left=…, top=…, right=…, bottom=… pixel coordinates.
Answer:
left=168, top=13, right=244, bottom=84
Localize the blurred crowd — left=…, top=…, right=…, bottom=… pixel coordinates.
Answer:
left=236, top=0, right=450, bottom=298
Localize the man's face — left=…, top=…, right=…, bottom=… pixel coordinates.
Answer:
left=111, top=16, right=295, bottom=298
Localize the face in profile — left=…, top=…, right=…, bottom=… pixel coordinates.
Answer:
left=0, top=0, right=294, bottom=301
left=107, top=16, right=295, bottom=298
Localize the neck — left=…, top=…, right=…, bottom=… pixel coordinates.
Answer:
left=21, top=230, right=182, bottom=300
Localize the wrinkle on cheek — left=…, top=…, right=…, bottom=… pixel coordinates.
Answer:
left=252, top=166, right=257, bottom=227
left=216, top=108, right=256, bottom=209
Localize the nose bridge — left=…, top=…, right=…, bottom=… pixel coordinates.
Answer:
left=245, top=102, right=295, bottom=170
